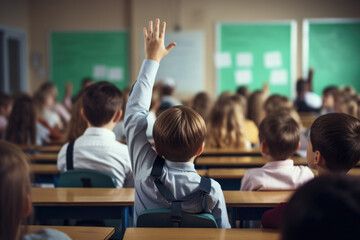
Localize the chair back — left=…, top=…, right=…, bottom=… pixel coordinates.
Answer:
left=137, top=208, right=218, bottom=228
left=57, top=169, right=117, bottom=188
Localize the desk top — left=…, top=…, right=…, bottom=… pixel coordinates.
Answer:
left=123, top=228, right=279, bottom=240
left=223, top=190, right=293, bottom=207
left=202, top=148, right=261, bottom=156
left=37, top=145, right=62, bottom=153
left=196, top=156, right=307, bottom=167
left=27, top=153, right=58, bottom=162
left=30, top=164, right=60, bottom=175
left=207, top=168, right=247, bottom=179
left=28, top=225, right=114, bottom=240
left=32, top=188, right=135, bottom=206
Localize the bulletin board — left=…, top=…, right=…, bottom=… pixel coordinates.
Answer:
left=50, top=31, right=129, bottom=100
left=215, top=21, right=297, bottom=98
left=303, top=19, right=360, bottom=95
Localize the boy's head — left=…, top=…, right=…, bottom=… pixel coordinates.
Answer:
left=264, top=94, right=292, bottom=115
left=322, top=86, right=338, bottom=110
left=307, top=113, right=360, bottom=173
left=82, top=81, right=123, bottom=127
left=81, top=77, right=94, bottom=89
left=259, top=112, right=300, bottom=160
left=281, top=175, right=360, bottom=240
left=0, top=93, right=13, bottom=117
left=153, top=105, right=206, bottom=162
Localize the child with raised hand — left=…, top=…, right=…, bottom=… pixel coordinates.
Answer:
left=0, top=140, right=70, bottom=240
left=125, top=19, right=230, bottom=228
left=240, top=112, right=314, bottom=191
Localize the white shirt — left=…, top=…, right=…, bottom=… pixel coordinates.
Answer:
left=125, top=59, right=230, bottom=228
left=240, top=159, right=314, bottom=191
left=42, top=108, right=61, bottom=128
left=57, top=127, right=134, bottom=188
left=114, top=113, right=156, bottom=140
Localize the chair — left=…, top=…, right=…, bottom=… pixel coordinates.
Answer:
left=56, top=169, right=117, bottom=188
left=137, top=208, right=218, bottom=228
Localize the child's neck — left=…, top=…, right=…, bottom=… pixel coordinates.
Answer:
left=88, top=122, right=116, bottom=131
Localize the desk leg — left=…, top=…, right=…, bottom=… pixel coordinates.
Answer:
left=121, top=206, right=129, bottom=236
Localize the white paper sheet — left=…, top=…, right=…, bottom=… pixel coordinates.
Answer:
left=93, top=65, right=107, bottom=79
left=264, top=51, right=282, bottom=68
left=235, top=70, right=252, bottom=85
left=215, top=52, right=232, bottom=68
left=108, top=67, right=123, bottom=82
left=236, top=52, right=253, bottom=67
left=269, top=69, right=288, bottom=85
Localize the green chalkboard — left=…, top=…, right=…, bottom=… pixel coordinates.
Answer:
left=216, top=22, right=296, bottom=98
left=303, top=19, right=360, bottom=94
left=50, top=31, right=129, bottom=100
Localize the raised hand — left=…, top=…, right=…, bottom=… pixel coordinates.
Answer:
left=143, top=18, right=176, bottom=63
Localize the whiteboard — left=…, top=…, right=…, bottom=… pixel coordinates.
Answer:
left=142, top=31, right=205, bottom=94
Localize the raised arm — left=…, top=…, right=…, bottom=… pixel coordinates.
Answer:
left=124, top=19, right=176, bottom=175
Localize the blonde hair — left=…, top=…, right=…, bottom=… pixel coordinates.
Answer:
left=247, top=90, right=266, bottom=127
left=335, top=92, right=359, bottom=118
left=153, top=105, right=206, bottom=162
left=65, top=94, right=87, bottom=142
left=0, top=140, right=31, bottom=240
left=207, top=96, right=247, bottom=149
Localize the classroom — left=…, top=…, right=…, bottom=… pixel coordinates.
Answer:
left=1, top=0, right=360, bottom=240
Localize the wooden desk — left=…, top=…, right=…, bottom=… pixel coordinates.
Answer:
left=27, top=153, right=58, bottom=163
left=32, top=188, right=134, bottom=236
left=30, top=164, right=60, bottom=175
left=32, top=187, right=134, bottom=206
left=224, top=190, right=293, bottom=223
left=196, top=156, right=307, bottom=168
left=36, top=145, right=62, bottom=153
left=202, top=148, right=261, bottom=157
left=223, top=190, right=293, bottom=208
left=28, top=225, right=114, bottom=240
left=123, top=228, right=279, bottom=240
left=208, top=168, right=246, bottom=179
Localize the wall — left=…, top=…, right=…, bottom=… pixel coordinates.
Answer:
left=130, top=0, right=360, bottom=98
left=28, top=0, right=130, bottom=93
left=2, top=0, right=360, bottom=96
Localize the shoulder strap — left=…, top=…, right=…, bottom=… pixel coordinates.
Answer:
left=150, top=155, right=212, bottom=227
left=66, top=140, right=75, bottom=170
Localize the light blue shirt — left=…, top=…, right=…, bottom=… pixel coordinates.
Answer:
left=125, top=59, right=230, bottom=228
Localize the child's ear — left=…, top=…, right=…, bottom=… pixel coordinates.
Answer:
left=314, top=150, right=326, bottom=168
left=113, top=110, right=122, bottom=122
left=295, top=142, right=301, bottom=152
left=80, top=108, right=88, bottom=122
left=154, top=144, right=160, bottom=155
left=260, top=142, right=269, bottom=156
left=22, top=194, right=32, bottom=219
left=195, top=142, right=205, bottom=156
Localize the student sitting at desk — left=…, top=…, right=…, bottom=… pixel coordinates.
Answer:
left=262, top=112, right=360, bottom=228
left=240, top=112, right=314, bottom=191
left=57, top=82, right=133, bottom=188
left=125, top=18, right=230, bottom=228
left=0, top=140, right=70, bottom=240
left=281, top=175, right=360, bottom=240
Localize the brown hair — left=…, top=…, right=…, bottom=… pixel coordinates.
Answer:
left=207, top=96, right=247, bottom=149
left=0, top=140, right=31, bottom=240
left=191, top=92, right=212, bottom=120
left=65, top=94, right=87, bottom=142
left=0, top=92, right=13, bottom=108
left=259, top=112, right=300, bottom=160
left=82, top=81, right=123, bottom=127
left=153, top=105, right=206, bottom=162
left=310, top=113, right=360, bottom=172
left=264, top=94, right=293, bottom=115
left=6, top=94, right=36, bottom=145
left=247, top=90, right=265, bottom=127
left=33, top=82, right=57, bottom=112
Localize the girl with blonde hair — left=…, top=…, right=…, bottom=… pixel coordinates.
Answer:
left=0, top=140, right=70, bottom=240
left=206, top=95, right=250, bottom=149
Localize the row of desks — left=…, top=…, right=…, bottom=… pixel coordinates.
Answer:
left=27, top=226, right=279, bottom=240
